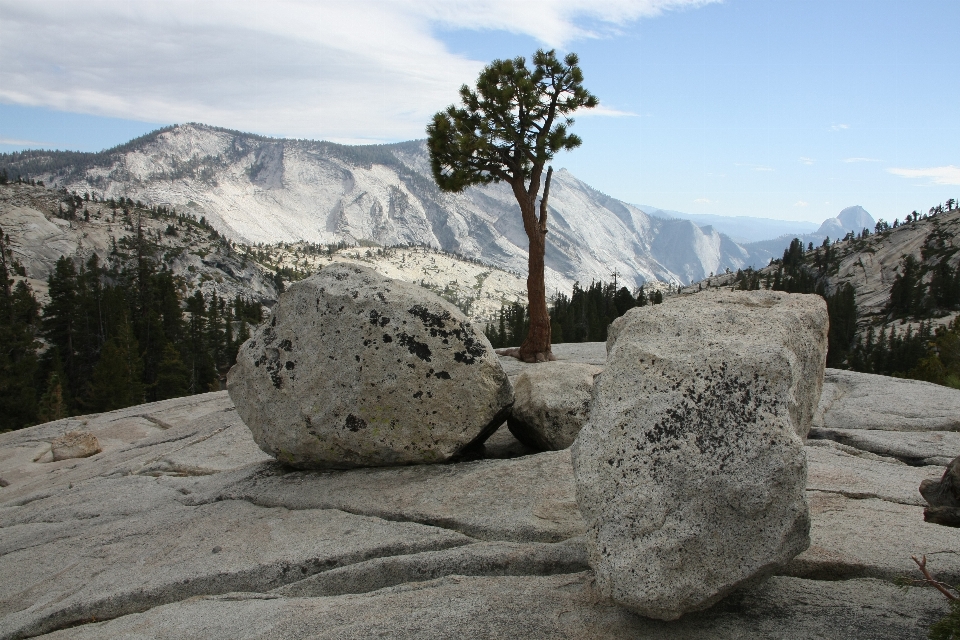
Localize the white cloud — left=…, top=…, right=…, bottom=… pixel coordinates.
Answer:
left=576, top=104, right=638, bottom=117
left=830, top=124, right=849, bottom=131
left=888, top=165, right=960, bottom=186
left=799, top=157, right=814, bottom=165
left=754, top=166, right=774, bottom=172
left=694, top=198, right=712, bottom=204
left=0, top=136, right=57, bottom=147
left=0, top=0, right=714, bottom=143
left=794, top=201, right=809, bottom=207
left=844, top=157, right=879, bottom=163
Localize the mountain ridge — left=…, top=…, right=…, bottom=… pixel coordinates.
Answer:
left=0, top=123, right=858, bottom=288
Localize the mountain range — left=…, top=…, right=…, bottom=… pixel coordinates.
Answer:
left=0, top=123, right=873, bottom=289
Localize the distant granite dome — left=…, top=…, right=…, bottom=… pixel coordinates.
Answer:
left=838, top=206, right=875, bottom=232
left=816, top=206, right=875, bottom=238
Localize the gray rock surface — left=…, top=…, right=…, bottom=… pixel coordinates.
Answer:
left=49, top=431, right=101, bottom=461
left=0, top=391, right=243, bottom=498
left=0, top=205, right=78, bottom=280
left=38, top=573, right=948, bottom=640
left=810, top=427, right=960, bottom=466
left=499, top=341, right=606, bottom=382
left=228, top=263, right=513, bottom=469
left=0, top=477, right=472, bottom=639
left=3, top=340, right=959, bottom=638
left=275, top=538, right=589, bottom=598
left=184, top=449, right=584, bottom=543
left=786, top=490, right=960, bottom=583
left=508, top=362, right=602, bottom=450
left=815, top=368, right=960, bottom=432
left=573, top=290, right=828, bottom=620
left=806, top=440, right=941, bottom=506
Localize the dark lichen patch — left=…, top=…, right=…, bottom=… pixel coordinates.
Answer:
left=408, top=305, right=451, bottom=329
left=369, top=310, right=390, bottom=327
left=396, top=332, right=432, bottom=361
left=285, top=361, right=296, bottom=370
left=345, top=414, right=367, bottom=432
left=279, top=339, right=293, bottom=351
left=634, top=363, right=782, bottom=474
left=434, top=371, right=451, bottom=380
left=413, top=390, right=423, bottom=399
left=382, top=334, right=393, bottom=343
left=405, top=307, right=487, bottom=365
left=269, top=365, right=284, bottom=389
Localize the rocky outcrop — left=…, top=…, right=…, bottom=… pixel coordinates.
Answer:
left=507, top=362, right=601, bottom=451
left=809, top=427, right=960, bottom=466
left=35, top=573, right=947, bottom=640
left=228, top=263, right=513, bottom=469
left=814, top=368, right=960, bottom=432
left=572, top=291, right=828, bottom=620
left=50, top=431, right=101, bottom=461
left=2, top=346, right=958, bottom=638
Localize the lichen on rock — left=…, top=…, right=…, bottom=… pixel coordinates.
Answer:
left=227, top=263, right=513, bottom=469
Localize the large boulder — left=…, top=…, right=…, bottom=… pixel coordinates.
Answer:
left=228, top=263, right=513, bottom=469
left=572, top=290, right=828, bottom=620
left=507, top=362, right=602, bottom=450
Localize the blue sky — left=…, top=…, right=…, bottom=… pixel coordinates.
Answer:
left=1, top=0, right=957, bottom=224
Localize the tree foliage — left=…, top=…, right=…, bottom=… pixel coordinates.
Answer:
left=428, top=49, right=597, bottom=360
left=484, top=279, right=662, bottom=348
left=0, top=209, right=265, bottom=430
left=427, top=50, right=596, bottom=191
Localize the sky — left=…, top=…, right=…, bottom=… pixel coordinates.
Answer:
left=1, top=0, right=958, bottom=224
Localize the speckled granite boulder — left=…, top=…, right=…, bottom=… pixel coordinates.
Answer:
left=572, top=290, right=828, bottom=620
left=508, top=362, right=601, bottom=450
left=50, top=431, right=101, bottom=461
left=227, top=263, right=513, bottom=469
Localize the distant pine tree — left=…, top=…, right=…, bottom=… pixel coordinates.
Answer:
left=87, top=318, right=144, bottom=412
left=154, top=343, right=190, bottom=401
left=37, top=370, right=68, bottom=423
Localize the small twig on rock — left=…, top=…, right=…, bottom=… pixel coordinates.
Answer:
left=912, top=555, right=959, bottom=601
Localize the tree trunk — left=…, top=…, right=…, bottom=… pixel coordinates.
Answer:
left=518, top=223, right=554, bottom=362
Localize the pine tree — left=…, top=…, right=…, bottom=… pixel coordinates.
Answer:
left=889, top=255, right=923, bottom=317
left=86, top=317, right=144, bottom=412
left=206, top=292, right=225, bottom=382
left=185, top=291, right=217, bottom=393
left=154, top=343, right=190, bottom=400
left=37, top=369, right=68, bottom=423
left=42, top=257, right=81, bottom=404
left=0, top=230, right=40, bottom=430
left=428, top=50, right=597, bottom=362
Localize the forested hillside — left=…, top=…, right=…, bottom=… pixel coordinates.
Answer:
left=0, top=180, right=267, bottom=431
left=704, top=199, right=960, bottom=387
left=0, top=178, right=532, bottom=431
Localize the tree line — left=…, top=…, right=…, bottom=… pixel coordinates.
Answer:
left=0, top=217, right=263, bottom=432
left=484, top=280, right=663, bottom=348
